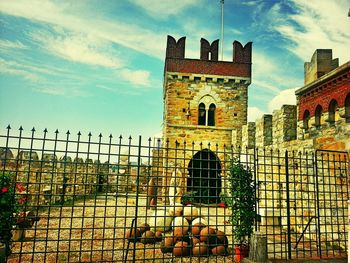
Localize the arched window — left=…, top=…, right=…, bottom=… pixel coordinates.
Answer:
left=328, top=99, right=338, bottom=124
left=303, top=110, right=310, bottom=130
left=198, top=103, right=206, bottom=125
left=208, top=104, right=216, bottom=126
left=345, top=93, right=350, bottom=118
left=315, top=105, right=323, bottom=128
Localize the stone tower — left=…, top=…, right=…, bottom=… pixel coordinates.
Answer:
left=160, top=36, right=252, bottom=204
left=163, top=35, right=252, bottom=148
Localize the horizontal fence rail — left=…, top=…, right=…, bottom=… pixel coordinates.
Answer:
left=0, top=126, right=348, bottom=262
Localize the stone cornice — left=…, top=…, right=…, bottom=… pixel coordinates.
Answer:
left=166, top=123, right=235, bottom=131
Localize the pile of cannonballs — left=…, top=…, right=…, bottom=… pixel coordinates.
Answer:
left=125, top=222, right=163, bottom=244
left=124, top=204, right=229, bottom=258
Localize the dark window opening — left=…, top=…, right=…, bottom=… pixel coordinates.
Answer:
left=303, top=110, right=310, bottom=130
left=208, top=104, right=216, bottom=126
left=198, top=103, right=206, bottom=125
left=315, top=105, right=322, bottom=128
left=345, top=93, right=350, bottom=118
left=328, top=99, right=338, bottom=124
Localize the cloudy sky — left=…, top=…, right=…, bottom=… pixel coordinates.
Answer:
left=1, top=0, right=349, bottom=141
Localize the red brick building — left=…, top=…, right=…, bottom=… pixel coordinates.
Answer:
left=296, top=49, right=350, bottom=138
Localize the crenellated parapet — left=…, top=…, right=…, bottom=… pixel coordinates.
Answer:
left=241, top=122, right=256, bottom=149
left=272, top=105, right=297, bottom=145
left=232, top=41, right=252, bottom=64
left=166, top=36, right=186, bottom=59
left=245, top=105, right=297, bottom=149
left=304, top=49, right=338, bottom=85
left=164, top=35, right=252, bottom=78
left=248, top=49, right=349, bottom=152
left=255, top=114, right=272, bottom=148
left=0, top=148, right=113, bottom=206
left=200, top=38, right=219, bottom=61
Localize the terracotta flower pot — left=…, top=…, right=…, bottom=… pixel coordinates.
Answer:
left=217, top=202, right=227, bottom=208
left=234, top=244, right=249, bottom=262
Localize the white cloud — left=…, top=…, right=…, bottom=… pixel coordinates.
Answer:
left=252, top=80, right=280, bottom=95
left=250, top=52, right=282, bottom=94
left=242, top=0, right=264, bottom=7
left=0, top=0, right=166, bottom=60
left=132, top=0, right=198, bottom=18
left=32, top=86, right=91, bottom=97
left=95, top=84, right=115, bottom=93
left=119, top=69, right=151, bottom=87
left=0, top=39, right=26, bottom=49
left=274, top=0, right=350, bottom=64
left=0, top=58, right=40, bottom=81
left=248, top=106, right=264, bottom=122
left=228, top=28, right=243, bottom=35
left=268, top=88, right=297, bottom=112
left=32, top=86, right=66, bottom=96
left=1, top=58, right=68, bottom=76
left=30, top=30, right=123, bottom=69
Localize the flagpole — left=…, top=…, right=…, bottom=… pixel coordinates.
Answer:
left=221, top=0, right=224, bottom=60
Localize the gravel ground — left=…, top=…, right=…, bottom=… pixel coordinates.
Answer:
left=7, top=194, right=235, bottom=263
left=8, top=194, right=344, bottom=262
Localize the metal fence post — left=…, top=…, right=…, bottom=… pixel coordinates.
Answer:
left=348, top=200, right=350, bottom=263
left=285, top=150, right=292, bottom=260
left=314, top=150, right=322, bottom=258
left=131, top=136, right=143, bottom=263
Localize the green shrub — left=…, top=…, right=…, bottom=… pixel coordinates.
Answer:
left=222, top=159, right=255, bottom=244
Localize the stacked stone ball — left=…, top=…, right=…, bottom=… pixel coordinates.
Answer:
left=124, top=223, right=163, bottom=245
left=124, top=204, right=229, bottom=258
left=159, top=205, right=228, bottom=258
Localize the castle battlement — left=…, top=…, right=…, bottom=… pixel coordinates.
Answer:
left=304, top=49, right=339, bottom=85
left=164, top=35, right=252, bottom=78
left=240, top=49, right=350, bottom=152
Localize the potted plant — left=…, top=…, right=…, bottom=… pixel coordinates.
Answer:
left=223, top=159, right=255, bottom=262
left=181, top=191, right=197, bottom=205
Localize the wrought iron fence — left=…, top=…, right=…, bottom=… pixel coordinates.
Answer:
left=0, top=126, right=348, bottom=262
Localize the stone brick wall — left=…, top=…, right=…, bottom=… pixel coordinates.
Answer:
left=163, top=75, right=249, bottom=147
left=241, top=122, right=256, bottom=149
left=240, top=90, right=349, bottom=249
left=272, top=105, right=297, bottom=146
left=1, top=149, right=118, bottom=207
left=255, top=114, right=272, bottom=148
left=242, top=103, right=349, bottom=153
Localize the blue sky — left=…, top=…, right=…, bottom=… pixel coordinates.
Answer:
left=1, top=0, right=350, bottom=140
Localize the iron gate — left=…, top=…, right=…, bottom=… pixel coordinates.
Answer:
left=255, top=149, right=349, bottom=260
left=0, top=126, right=348, bottom=262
